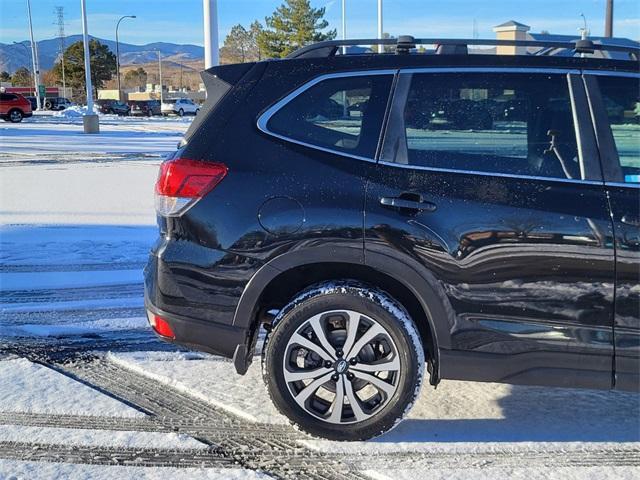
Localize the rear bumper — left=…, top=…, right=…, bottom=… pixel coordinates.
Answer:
left=143, top=242, right=260, bottom=374
left=144, top=297, right=249, bottom=360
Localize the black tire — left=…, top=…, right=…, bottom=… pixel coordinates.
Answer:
left=262, top=281, right=424, bottom=441
left=178, top=108, right=184, bottom=117
left=8, top=109, right=23, bottom=123
left=195, top=108, right=200, bottom=115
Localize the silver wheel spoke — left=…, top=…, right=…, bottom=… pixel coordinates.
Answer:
left=294, top=372, right=334, bottom=404
left=327, top=376, right=345, bottom=423
left=341, top=311, right=361, bottom=357
left=290, top=333, right=334, bottom=362
left=308, top=314, right=337, bottom=359
left=283, top=308, right=402, bottom=425
left=346, top=323, right=385, bottom=359
left=352, top=371, right=396, bottom=396
left=351, top=355, right=400, bottom=373
left=283, top=366, right=332, bottom=383
left=344, top=377, right=368, bottom=421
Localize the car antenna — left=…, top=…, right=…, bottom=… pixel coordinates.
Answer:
left=575, top=13, right=595, bottom=56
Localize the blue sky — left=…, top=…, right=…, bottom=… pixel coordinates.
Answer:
left=1, top=0, right=639, bottom=46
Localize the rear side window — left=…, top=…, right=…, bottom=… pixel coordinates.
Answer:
left=385, top=72, right=581, bottom=180
left=265, top=74, right=394, bottom=158
left=597, top=76, right=640, bottom=184
left=0, top=93, right=17, bottom=101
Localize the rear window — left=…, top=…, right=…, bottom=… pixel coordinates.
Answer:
left=265, top=74, right=394, bottom=159
left=0, top=93, right=17, bottom=101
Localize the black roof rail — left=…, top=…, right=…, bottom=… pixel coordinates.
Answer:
left=287, top=37, right=640, bottom=60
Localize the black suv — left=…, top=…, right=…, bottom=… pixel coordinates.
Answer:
left=145, top=37, right=640, bottom=441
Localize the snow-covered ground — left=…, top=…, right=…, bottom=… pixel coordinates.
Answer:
left=0, top=115, right=638, bottom=479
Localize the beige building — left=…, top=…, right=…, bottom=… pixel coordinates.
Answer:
left=493, top=20, right=530, bottom=55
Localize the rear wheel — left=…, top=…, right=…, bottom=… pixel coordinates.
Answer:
left=262, top=281, right=424, bottom=441
left=8, top=109, right=23, bottom=123
left=178, top=108, right=184, bottom=117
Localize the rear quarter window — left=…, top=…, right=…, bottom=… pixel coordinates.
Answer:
left=263, top=73, right=394, bottom=159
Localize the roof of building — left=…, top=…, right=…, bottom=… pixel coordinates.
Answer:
left=529, top=32, right=640, bottom=47
left=494, top=20, right=531, bottom=29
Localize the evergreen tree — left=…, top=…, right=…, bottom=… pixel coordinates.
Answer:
left=257, top=0, right=336, bottom=58
left=221, top=22, right=264, bottom=64
left=52, top=39, right=116, bottom=96
left=0, top=71, right=11, bottom=82
left=11, top=67, right=32, bottom=86
left=124, top=67, right=147, bottom=88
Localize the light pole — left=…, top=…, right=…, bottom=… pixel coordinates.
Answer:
left=377, top=0, right=383, bottom=53
left=80, top=0, right=99, bottom=133
left=203, top=0, right=219, bottom=68
left=26, top=0, right=42, bottom=110
left=341, top=0, right=346, bottom=54
left=157, top=50, right=163, bottom=104
left=605, top=0, right=614, bottom=38
left=116, top=15, right=136, bottom=102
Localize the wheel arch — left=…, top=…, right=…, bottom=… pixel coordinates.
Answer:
left=233, top=248, right=454, bottom=383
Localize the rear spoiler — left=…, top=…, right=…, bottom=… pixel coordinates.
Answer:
left=182, top=62, right=257, bottom=145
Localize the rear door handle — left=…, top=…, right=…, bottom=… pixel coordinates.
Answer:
left=380, top=196, right=436, bottom=212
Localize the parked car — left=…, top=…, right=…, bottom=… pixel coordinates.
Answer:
left=161, top=98, right=199, bottom=116
left=128, top=100, right=161, bottom=117
left=145, top=36, right=640, bottom=441
left=96, top=99, right=130, bottom=116
left=25, top=96, right=38, bottom=111
left=44, top=97, right=74, bottom=111
left=0, top=92, right=33, bottom=122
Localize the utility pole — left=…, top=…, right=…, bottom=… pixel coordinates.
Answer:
left=157, top=50, right=163, bottom=104
left=26, top=0, right=41, bottom=111
left=605, top=0, right=613, bottom=38
left=80, top=0, right=99, bottom=133
left=116, top=15, right=136, bottom=102
left=55, top=6, right=66, bottom=98
left=203, top=0, right=219, bottom=68
left=377, top=0, right=383, bottom=54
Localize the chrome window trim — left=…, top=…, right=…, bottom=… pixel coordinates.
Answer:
left=256, top=66, right=608, bottom=186
left=378, top=160, right=604, bottom=186
left=256, top=69, right=397, bottom=162
left=605, top=181, right=640, bottom=189
left=582, top=70, right=640, bottom=78
left=400, top=67, right=581, bottom=75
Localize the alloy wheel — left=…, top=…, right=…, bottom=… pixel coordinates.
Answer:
left=282, top=309, right=400, bottom=425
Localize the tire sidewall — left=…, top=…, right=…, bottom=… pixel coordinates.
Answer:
left=263, top=287, right=423, bottom=441
left=9, top=110, right=23, bottom=123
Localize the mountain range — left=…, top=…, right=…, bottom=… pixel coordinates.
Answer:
left=0, top=35, right=204, bottom=73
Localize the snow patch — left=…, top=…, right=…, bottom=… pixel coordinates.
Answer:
left=108, top=352, right=288, bottom=424
left=0, top=358, right=143, bottom=418
left=0, top=461, right=273, bottom=480
left=0, top=424, right=208, bottom=450
left=1, top=317, right=147, bottom=337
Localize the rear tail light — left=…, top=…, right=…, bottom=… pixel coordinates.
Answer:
left=147, top=311, right=176, bottom=339
left=154, top=157, right=227, bottom=216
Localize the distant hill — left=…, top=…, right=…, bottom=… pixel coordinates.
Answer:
left=0, top=35, right=204, bottom=73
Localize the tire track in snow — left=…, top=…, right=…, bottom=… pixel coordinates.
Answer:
left=2, top=342, right=637, bottom=479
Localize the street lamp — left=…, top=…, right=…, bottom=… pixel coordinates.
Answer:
left=26, top=0, right=42, bottom=110
left=116, top=15, right=136, bottom=102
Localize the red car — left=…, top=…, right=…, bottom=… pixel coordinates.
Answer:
left=0, top=92, right=33, bottom=122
